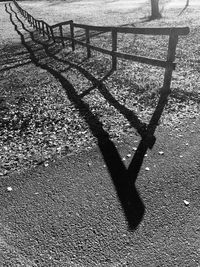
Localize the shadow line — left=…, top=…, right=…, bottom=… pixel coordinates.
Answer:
left=179, top=0, right=190, bottom=16
left=0, top=60, right=31, bottom=72
left=6, top=3, right=146, bottom=230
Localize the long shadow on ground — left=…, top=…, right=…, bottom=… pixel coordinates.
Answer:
left=6, top=3, right=171, bottom=230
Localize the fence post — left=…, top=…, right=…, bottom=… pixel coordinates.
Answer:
left=70, top=21, right=75, bottom=51
left=59, top=25, right=65, bottom=47
left=112, top=28, right=117, bottom=70
left=42, top=21, right=45, bottom=36
left=38, top=21, right=42, bottom=33
left=86, top=28, right=91, bottom=58
left=46, top=24, right=51, bottom=39
left=36, top=20, right=38, bottom=30
left=161, top=29, right=178, bottom=95
left=50, top=27, right=55, bottom=42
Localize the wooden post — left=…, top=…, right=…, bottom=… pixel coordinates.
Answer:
left=42, top=21, right=45, bottom=36
left=35, top=20, right=37, bottom=30
left=112, top=28, right=117, bottom=70
left=50, top=27, right=55, bottom=42
left=86, top=28, right=91, bottom=58
left=59, top=25, right=65, bottom=47
left=161, top=29, right=178, bottom=95
left=46, top=24, right=50, bottom=39
left=38, top=21, right=41, bottom=33
left=70, top=21, right=75, bottom=51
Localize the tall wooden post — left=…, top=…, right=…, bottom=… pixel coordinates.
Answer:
left=59, top=25, right=65, bottom=47
left=112, top=28, right=117, bottom=70
left=86, top=28, right=91, bottom=58
left=42, top=21, right=45, bottom=36
left=50, top=27, right=55, bottom=42
left=70, top=21, right=75, bottom=51
left=46, top=24, right=50, bottom=39
left=162, top=29, right=178, bottom=95
left=144, top=29, right=179, bottom=148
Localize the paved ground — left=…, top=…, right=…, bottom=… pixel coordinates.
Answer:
left=0, top=1, right=200, bottom=266
left=1, top=118, right=200, bottom=266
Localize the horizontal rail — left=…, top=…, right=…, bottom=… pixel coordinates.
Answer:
left=116, top=27, right=189, bottom=36
left=73, top=23, right=112, bottom=32
left=114, top=51, right=176, bottom=69
left=74, top=39, right=112, bottom=55
left=73, top=23, right=190, bottom=36
left=73, top=39, right=176, bottom=69
left=12, top=0, right=188, bottom=73
left=51, top=20, right=73, bottom=28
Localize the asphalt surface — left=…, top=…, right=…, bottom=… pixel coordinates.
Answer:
left=0, top=117, right=200, bottom=266
left=0, top=1, right=200, bottom=266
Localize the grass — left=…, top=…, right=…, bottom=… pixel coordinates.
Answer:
left=0, top=0, right=200, bottom=176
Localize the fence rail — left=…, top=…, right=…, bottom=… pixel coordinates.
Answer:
left=12, top=0, right=190, bottom=96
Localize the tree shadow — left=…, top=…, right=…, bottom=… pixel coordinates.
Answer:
left=179, top=0, right=190, bottom=16
left=6, top=3, right=171, bottom=230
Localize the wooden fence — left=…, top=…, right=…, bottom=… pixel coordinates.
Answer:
left=12, top=0, right=189, bottom=96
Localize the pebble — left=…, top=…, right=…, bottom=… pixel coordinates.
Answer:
left=7, top=187, right=13, bottom=192
left=145, top=167, right=150, bottom=171
left=158, top=151, right=164, bottom=155
left=184, top=200, right=190, bottom=206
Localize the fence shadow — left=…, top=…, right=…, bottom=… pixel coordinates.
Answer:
left=6, top=3, right=171, bottom=230
left=9, top=3, right=147, bottom=138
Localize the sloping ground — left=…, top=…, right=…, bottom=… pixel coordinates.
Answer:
left=0, top=1, right=200, bottom=175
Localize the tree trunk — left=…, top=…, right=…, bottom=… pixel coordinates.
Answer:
left=151, top=0, right=161, bottom=19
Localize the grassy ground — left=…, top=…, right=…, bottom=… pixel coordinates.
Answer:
left=0, top=0, right=200, bottom=176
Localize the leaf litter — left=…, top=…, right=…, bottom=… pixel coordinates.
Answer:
left=1, top=1, right=200, bottom=176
